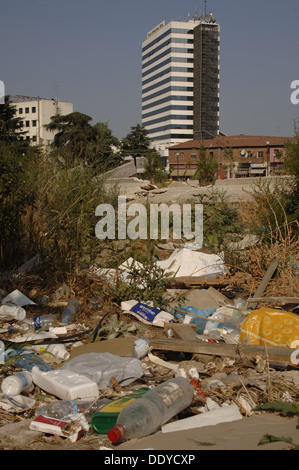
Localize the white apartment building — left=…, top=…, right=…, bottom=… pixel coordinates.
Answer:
left=11, top=95, right=73, bottom=148
left=142, top=14, right=220, bottom=158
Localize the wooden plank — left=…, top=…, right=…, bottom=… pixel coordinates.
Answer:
left=165, top=323, right=197, bottom=341
left=149, top=337, right=296, bottom=365
left=249, top=260, right=278, bottom=309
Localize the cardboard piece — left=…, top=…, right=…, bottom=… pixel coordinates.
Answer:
left=165, top=287, right=231, bottom=310
left=67, top=337, right=136, bottom=360
left=116, top=415, right=299, bottom=450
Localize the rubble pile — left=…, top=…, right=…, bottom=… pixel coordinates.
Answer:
left=0, top=248, right=298, bottom=451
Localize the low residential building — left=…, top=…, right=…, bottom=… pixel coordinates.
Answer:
left=11, top=95, right=73, bottom=149
left=168, top=134, right=296, bottom=180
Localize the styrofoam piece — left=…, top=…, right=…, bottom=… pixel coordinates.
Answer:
left=161, top=403, right=242, bottom=433
left=31, top=366, right=99, bottom=400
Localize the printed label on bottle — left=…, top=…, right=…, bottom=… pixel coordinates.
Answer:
left=156, top=382, right=184, bottom=407
left=99, top=397, right=136, bottom=413
left=19, top=373, right=29, bottom=387
left=33, top=316, right=42, bottom=330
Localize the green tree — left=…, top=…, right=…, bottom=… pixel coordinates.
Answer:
left=195, top=145, right=218, bottom=186
left=120, top=124, right=151, bottom=160
left=0, top=95, right=28, bottom=146
left=284, top=133, right=299, bottom=180
left=86, top=122, right=122, bottom=171
left=144, top=150, right=167, bottom=184
left=45, top=111, right=95, bottom=165
left=0, top=97, right=40, bottom=268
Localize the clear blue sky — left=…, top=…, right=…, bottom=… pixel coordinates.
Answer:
left=1, top=0, right=298, bottom=139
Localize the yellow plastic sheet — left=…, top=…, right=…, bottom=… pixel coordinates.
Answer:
left=240, top=307, right=299, bottom=348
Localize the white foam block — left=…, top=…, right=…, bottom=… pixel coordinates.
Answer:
left=161, top=404, right=242, bottom=433
left=31, top=366, right=99, bottom=400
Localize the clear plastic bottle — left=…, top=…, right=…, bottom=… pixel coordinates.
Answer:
left=0, top=304, right=26, bottom=321
left=107, top=377, right=194, bottom=443
left=34, top=397, right=111, bottom=422
left=1, top=371, right=33, bottom=396
left=10, top=314, right=57, bottom=334
left=61, top=298, right=79, bottom=324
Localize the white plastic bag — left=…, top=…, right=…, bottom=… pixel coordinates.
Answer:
left=61, top=352, right=143, bottom=388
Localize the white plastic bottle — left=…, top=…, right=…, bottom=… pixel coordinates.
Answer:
left=107, top=377, right=194, bottom=443
left=1, top=371, right=33, bottom=396
left=61, top=299, right=79, bottom=324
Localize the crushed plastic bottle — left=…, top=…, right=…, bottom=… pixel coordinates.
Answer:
left=61, top=298, right=79, bottom=324
left=35, top=397, right=111, bottom=422
left=0, top=304, right=26, bottom=321
left=107, top=377, right=194, bottom=443
left=9, top=314, right=57, bottom=334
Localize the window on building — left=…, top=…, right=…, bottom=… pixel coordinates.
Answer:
left=32, top=107, right=36, bottom=113
left=25, top=121, right=30, bottom=127
left=257, top=151, right=264, bottom=159
left=180, top=152, right=184, bottom=160
left=32, top=135, right=37, bottom=142
left=18, top=108, right=23, bottom=114
left=32, top=120, right=37, bottom=127
left=25, top=107, right=29, bottom=113
left=20, top=121, right=24, bottom=127
left=191, top=153, right=197, bottom=159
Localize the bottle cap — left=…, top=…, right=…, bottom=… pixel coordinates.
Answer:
left=107, top=424, right=126, bottom=443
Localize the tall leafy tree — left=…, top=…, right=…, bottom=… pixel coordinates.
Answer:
left=0, top=97, right=39, bottom=268
left=144, top=150, right=167, bottom=184
left=120, top=124, right=151, bottom=160
left=45, top=111, right=94, bottom=165
left=0, top=95, right=28, bottom=147
left=195, top=145, right=218, bottom=186
left=86, top=122, right=121, bottom=171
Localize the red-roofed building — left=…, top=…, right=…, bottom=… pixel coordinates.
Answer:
left=168, top=134, right=296, bottom=180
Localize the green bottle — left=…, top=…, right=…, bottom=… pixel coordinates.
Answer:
left=91, top=388, right=149, bottom=434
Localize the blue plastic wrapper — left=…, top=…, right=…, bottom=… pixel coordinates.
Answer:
left=171, top=306, right=216, bottom=334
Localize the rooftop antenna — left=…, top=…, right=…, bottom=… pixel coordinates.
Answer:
left=204, top=0, right=207, bottom=15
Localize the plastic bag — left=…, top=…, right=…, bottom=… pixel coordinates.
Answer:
left=240, top=308, right=299, bottom=348
left=61, top=352, right=143, bottom=388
